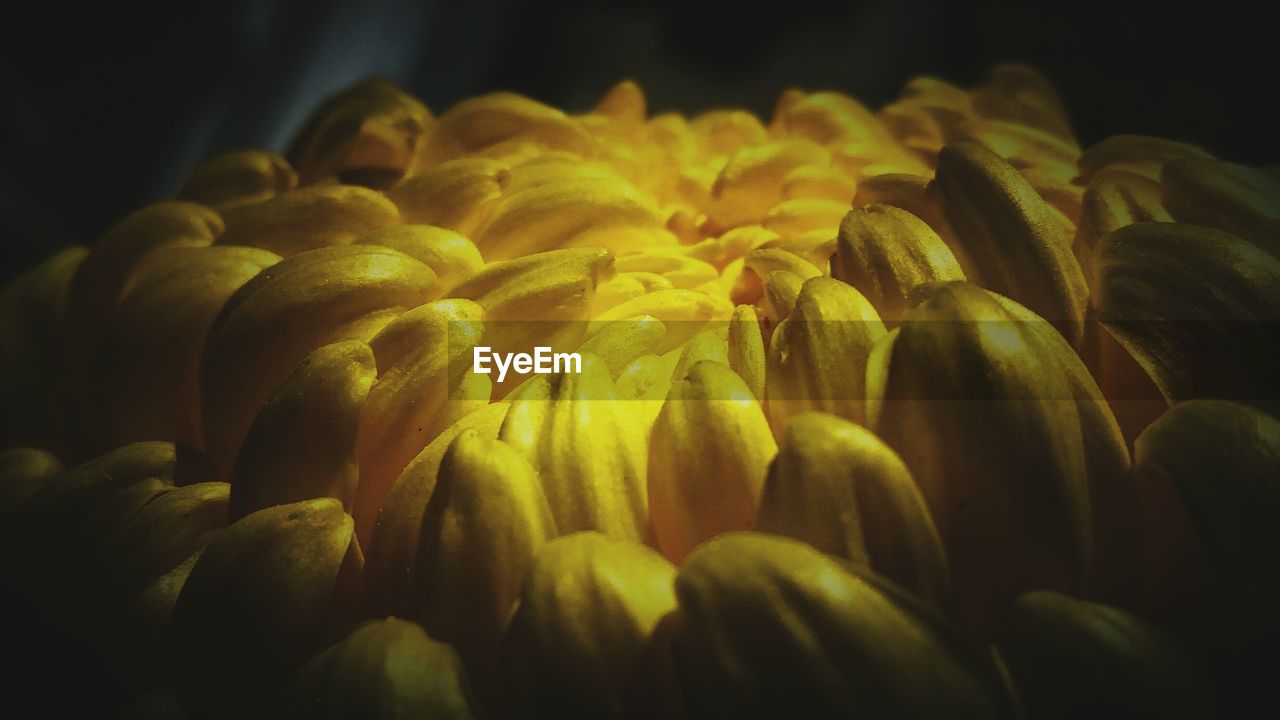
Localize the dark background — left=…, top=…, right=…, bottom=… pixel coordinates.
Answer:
left=2, top=0, right=1277, bottom=281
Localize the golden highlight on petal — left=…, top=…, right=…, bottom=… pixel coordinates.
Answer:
left=648, top=361, right=776, bottom=562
